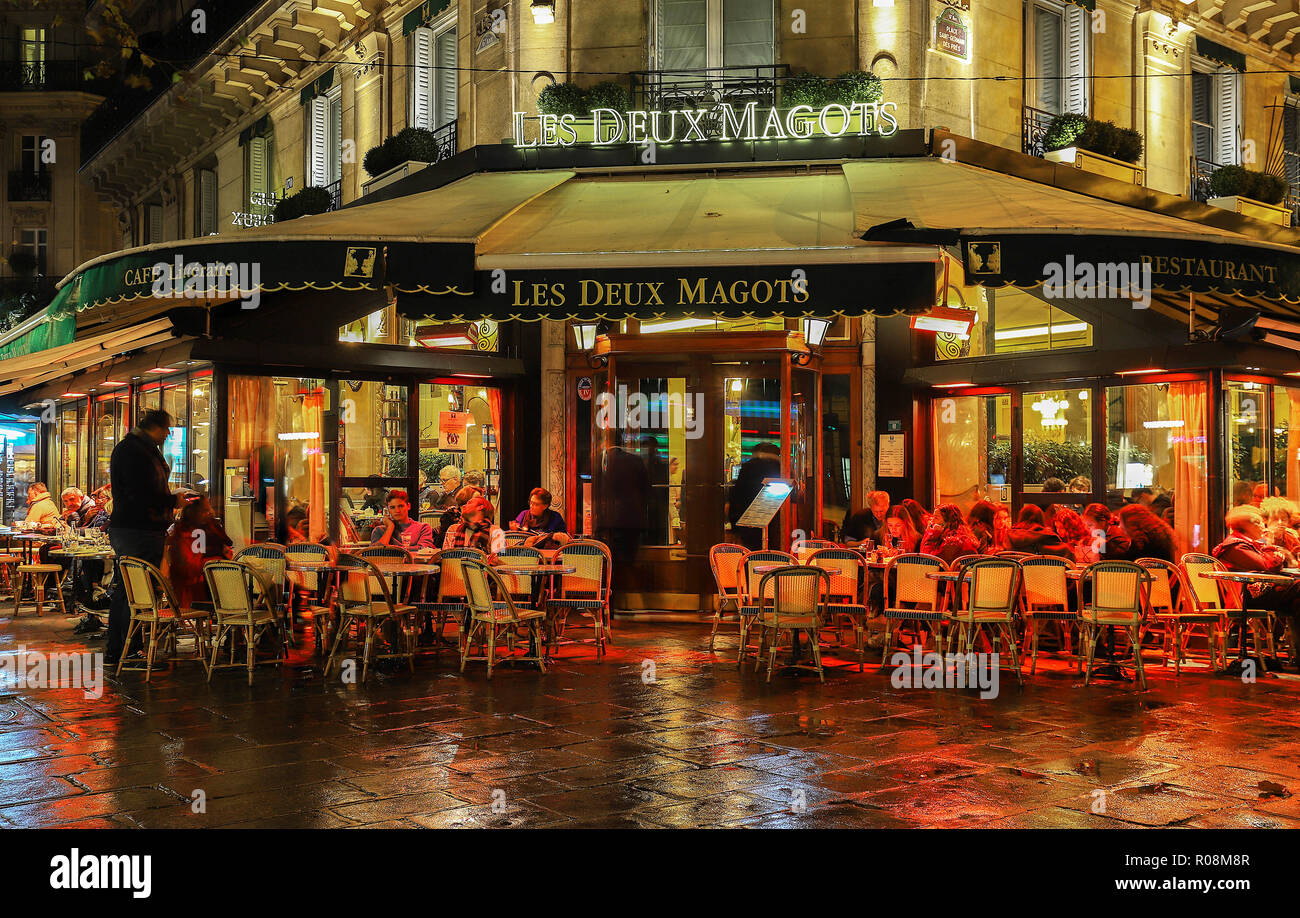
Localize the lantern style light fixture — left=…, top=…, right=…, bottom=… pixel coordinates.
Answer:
left=572, top=320, right=599, bottom=350
left=531, top=0, right=556, bottom=24
left=910, top=305, right=975, bottom=337
left=801, top=317, right=832, bottom=348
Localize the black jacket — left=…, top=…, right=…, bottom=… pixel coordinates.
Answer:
left=109, top=431, right=174, bottom=531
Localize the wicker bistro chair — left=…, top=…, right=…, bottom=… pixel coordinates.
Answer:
left=496, top=545, right=543, bottom=603
left=203, top=560, right=285, bottom=685
left=881, top=553, right=949, bottom=663
left=1140, top=558, right=1224, bottom=674
left=426, top=548, right=485, bottom=651
left=753, top=565, right=832, bottom=683
left=503, top=530, right=532, bottom=546
left=737, top=550, right=796, bottom=666
left=10, top=561, right=67, bottom=617
left=355, top=544, right=416, bottom=603
left=708, top=543, right=747, bottom=651
left=459, top=559, right=547, bottom=677
left=1179, top=553, right=1276, bottom=673
left=1077, top=561, right=1152, bottom=690
left=1020, top=555, right=1075, bottom=674
left=117, top=557, right=211, bottom=681
left=808, top=548, right=870, bottom=671
left=948, top=557, right=1025, bottom=685
left=233, top=543, right=291, bottom=649
left=549, top=540, right=614, bottom=657
left=792, top=539, right=837, bottom=564
left=324, top=555, right=418, bottom=682
left=0, top=552, right=21, bottom=598
left=283, top=542, right=333, bottom=653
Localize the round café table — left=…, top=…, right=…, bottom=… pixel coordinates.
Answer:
left=1199, top=569, right=1293, bottom=676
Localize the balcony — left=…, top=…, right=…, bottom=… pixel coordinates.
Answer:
left=8, top=170, right=51, bottom=203
left=325, top=178, right=342, bottom=212
left=1021, top=106, right=1056, bottom=158
left=1191, top=157, right=1222, bottom=203
left=628, top=65, right=790, bottom=135
left=0, top=59, right=94, bottom=93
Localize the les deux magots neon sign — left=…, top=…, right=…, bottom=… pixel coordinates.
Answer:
left=512, top=100, right=900, bottom=147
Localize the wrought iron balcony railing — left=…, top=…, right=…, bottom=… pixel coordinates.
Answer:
left=430, top=119, right=458, bottom=162
left=7, top=170, right=51, bottom=202
left=325, top=178, right=342, bottom=212
left=1022, top=106, right=1057, bottom=158
left=629, top=65, right=790, bottom=121
left=1286, top=181, right=1300, bottom=226
left=0, top=59, right=90, bottom=92
left=1191, top=157, right=1223, bottom=203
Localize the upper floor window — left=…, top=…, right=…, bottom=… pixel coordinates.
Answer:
left=410, top=22, right=458, bottom=131
left=654, top=0, right=774, bottom=72
left=19, top=134, right=49, bottom=174
left=20, top=27, right=45, bottom=85
left=144, top=202, right=164, bottom=244
left=196, top=168, right=218, bottom=236
left=305, top=84, right=342, bottom=190
left=18, top=228, right=47, bottom=275
left=1191, top=61, right=1240, bottom=167
left=1025, top=0, right=1088, bottom=116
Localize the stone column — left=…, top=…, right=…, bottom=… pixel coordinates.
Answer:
left=861, top=315, right=877, bottom=499
left=540, top=318, right=567, bottom=509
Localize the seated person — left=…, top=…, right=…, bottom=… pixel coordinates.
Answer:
left=60, top=487, right=104, bottom=527
left=882, top=506, right=921, bottom=553
left=1008, top=504, right=1074, bottom=560
left=840, top=490, right=890, bottom=547
left=22, top=482, right=60, bottom=526
left=1117, top=504, right=1176, bottom=562
left=369, top=489, right=435, bottom=550
left=1053, top=506, right=1091, bottom=564
left=1081, top=503, right=1131, bottom=562
left=431, top=465, right=463, bottom=511
left=1260, top=497, right=1300, bottom=555
left=442, top=496, right=506, bottom=554
left=511, top=487, right=571, bottom=549
left=162, top=495, right=234, bottom=610
left=1213, top=505, right=1300, bottom=671
left=437, top=485, right=483, bottom=544
left=920, top=503, right=979, bottom=564
left=281, top=506, right=311, bottom=544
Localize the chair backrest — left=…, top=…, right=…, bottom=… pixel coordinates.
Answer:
left=118, top=556, right=179, bottom=615
left=204, top=559, right=264, bottom=621
left=740, top=550, right=796, bottom=604
left=1082, top=560, right=1147, bottom=623
left=1178, top=552, right=1236, bottom=612
left=883, top=553, right=945, bottom=609
left=1020, top=555, right=1071, bottom=612
left=558, top=540, right=612, bottom=600
left=461, top=558, right=525, bottom=623
left=792, top=539, right=836, bottom=563
left=233, top=543, right=286, bottom=601
left=335, top=554, right=398, bottom=612
left=284, top=542, right=329, bottom=561
left=807, top=548, right=865, bottom=602
left=497, top=545, right=542, bottom=595
left=959, top=557, right=1022, bottom=618
left=438, top=547, right=486, bottom=601
left=357, top=544, right=413, bottom=562
left=757, top=565, right=829, bottom=627
left=503, top=530, right=531, bottom=546
left=996, top=550, right=1033, bottom=561
left=709, top=543, right=747, bottom=597
left=418, top=511, right=440, bottom=526
left=1136, top=558, right=1178, bottom=615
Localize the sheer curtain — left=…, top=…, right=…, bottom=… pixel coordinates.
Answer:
left=1288, top=389, right=1300, bottom=502
left=302, top=390, right=327, bottom=541
left=228, top=375, right=274, bottom=459
left=1168, top=381, right=1209, bottom=554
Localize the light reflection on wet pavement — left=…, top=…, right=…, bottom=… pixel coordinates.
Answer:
left=2, top=611, right=1299, bottom=829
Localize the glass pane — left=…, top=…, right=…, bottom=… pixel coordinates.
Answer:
left=92, top=396, right=126, bottom=490
left=821, top=374, right=853, bottom=534
left=1023, top=388, right=1092, bottom=490
left=160, top=377, right=188, bottom=488
left=659, top=0, right=707, bottom=71
left=723, top=0, right=774, bottom=67
left=60, top=404, right=83, bottom=495
left=416, top=383, right=502, bottom=515
left=576, top=376, right=594, bottom=537
left=934, top=394, right=1012, bottom=511
left=993, top=288, right=1092, bottom=353
left=724, top=375, right=781, bottom=547
left=190, top=371, right=212, bottom=491
left=1276, top=386, right=1300, bottom=503
left=1226, top=381, right=1267, bottom=507
left=791, top=368, right=816, bottom=540
left=339, top=381, right=407, bottom=479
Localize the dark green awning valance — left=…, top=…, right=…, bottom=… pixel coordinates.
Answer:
left=1195, top=35, right=1246, bottom=73
left=402, top=0, right=451, bottom=34
left=298, top=67, right=336, bottom=105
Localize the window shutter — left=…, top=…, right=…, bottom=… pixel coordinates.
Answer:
left=435, top=27, right=458, bottom=129
left=308, top=96, right=329, bottom=186
left=1215, top=69, right=1240, bottom=165
left=1285, top=104, right=1300, bottom=184
left=199, top=169, right=217, bottom=235
left=658, top=0, right=707, bottom=71
left=147, top=204, right=163, bottom=244
left=1063, top=4, right=1088, bottom=115
left=722, top=0, right=774, bottom=67
left=248, top=135, right=268, bottom=196
left=1034, top=5, right=1063, bottom=114
left=410, top=27, right=434, bottom=131
left=329, top=91, right=342, bottom=184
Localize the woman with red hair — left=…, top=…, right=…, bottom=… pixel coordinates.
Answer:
left=1117, top=503, right=1177, bottom=562
left=921, top=503, right=980, bottom=564
left=1052, top=506, right=1090, bottom=563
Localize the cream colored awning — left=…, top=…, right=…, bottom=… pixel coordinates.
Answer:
left=0, top=318, right=176, bottom=397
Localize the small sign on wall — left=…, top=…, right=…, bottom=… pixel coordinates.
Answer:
left=932, top=0, right=970, bottom=63
left=877, top=433, right=906, bottom=478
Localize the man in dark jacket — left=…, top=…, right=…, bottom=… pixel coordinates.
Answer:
left=105, top=410, right=180, bottom=665
left=727, top=442, right=781, bottom=551
left=1213, top=505, right=1300, bottom=671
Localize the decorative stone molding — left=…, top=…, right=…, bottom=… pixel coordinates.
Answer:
left=11, top=208, right=48, bottom=227
left=860, top=316, right=877, bottom=497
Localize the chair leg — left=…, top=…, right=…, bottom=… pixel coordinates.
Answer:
left=54, top=574, right=68, bottom=617
left=11, top=572, right=22, bottom=616
left=143, top=619, right=158, bottom=683
left=765, top=633, right=778, bottom=683
left=1130, top=626, right=1147, bottom=691
left=485, top=623, right=496, bottom=679
left=809, top=629, right=824, bottom=684
left=1029, top=619, right=1040, bottom=675
left=118, top=618, right=140, bottom=677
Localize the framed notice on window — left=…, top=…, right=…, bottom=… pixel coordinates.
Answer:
left=877, top=434, right=906, bottom=478
left=439, top=411, right=470, bottom=452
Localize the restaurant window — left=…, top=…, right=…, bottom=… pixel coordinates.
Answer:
left=227, top=376, right=331, bottom=544
left=1106, top=381, right=1208, bottom=553
left=1191, top=62, right=1240, bottom=167
left=17, top=228, right=47, bottom=276
left=190, top=371, right=212, bottom=490
left=306, top=86, right=342, bottom=189
left=655, top=0, right=775, bottom=71
left=1022, top=387, right=1091, bottom=491
left=58, top=402, right=85, bottom=495
left=415, top=383, right=503, bottom=510
left=937, top=286, right=1091, bottom=359
left=626, top=316, right=785, bottom=334
left=1226, top=380, right=1267, bottom=507
left=92, top=393, right=128, bottom=489
left=1026, top=0, right=1088, bottom=116
left=821, top=374, right=852, bottom=534
left=20, top=26, right=45, bottom=85
left=410, top=21, right=457, bottom=131
left=196, top=168, right=218, bottom=237
left=933, top=393, right=1011, bottom=512
left=138, top=375, right=189, bottom=487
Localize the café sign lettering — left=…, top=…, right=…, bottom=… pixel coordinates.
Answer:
left=513, top=100, right=900, bottom=148
left=511, top=274, right=812, bottom=308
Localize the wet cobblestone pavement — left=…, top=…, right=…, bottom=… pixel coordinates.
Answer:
left=3, top=611, right=1300, bottom=829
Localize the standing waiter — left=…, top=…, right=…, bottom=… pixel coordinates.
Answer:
left=104, top=409, right=182, bottom=665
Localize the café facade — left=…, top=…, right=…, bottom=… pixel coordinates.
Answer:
left=4, top=121, right=1300, bottom=609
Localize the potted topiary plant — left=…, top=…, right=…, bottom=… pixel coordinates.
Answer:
left=536, top=81, right=588, bottom=117
left=272, top=185, right=334, bottom=222
left=5, top=250, right=38, bottom=277
left=1207, top=165, right=1292, bottom=226
left=1042, top=114, right=1146, bottom=186
left=361, top=126, right=454, bottom=195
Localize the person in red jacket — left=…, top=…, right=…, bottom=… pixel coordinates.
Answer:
left=1007, top=505, right=1074, bottom=560
left=1212, top=505, right=1300, bottom=670
left=920, top=503, right=980, bottom=565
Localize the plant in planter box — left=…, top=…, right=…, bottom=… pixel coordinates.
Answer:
left=273, top=185, right=334, bottom=222
left=831, top=70, right=883, bottom=105
left=362, top=136, right=396, bottom=178
left=1210, top=165, right=1287, bottom=205
left=1044, top=113, right=1143, bottom=164
left=783, top=72, right=835, bottom=108
left=583, top=80, right=630, bottom=113
left=1043, top=112, right=1089, bottom=152
left=536, top=81, right=588, bottom=117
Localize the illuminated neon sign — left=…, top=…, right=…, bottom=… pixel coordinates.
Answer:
left=512, top=101, right=900, bottom=148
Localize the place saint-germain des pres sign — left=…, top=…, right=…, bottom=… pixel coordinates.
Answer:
left=513, top=100, right=900, bottom=147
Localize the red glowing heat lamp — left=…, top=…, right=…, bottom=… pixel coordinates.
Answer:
left=910, top=305, right=975, bottom=337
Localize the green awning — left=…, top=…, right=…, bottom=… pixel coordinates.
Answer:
left=0, top=285, right=77, bottom=362
left=298, top=67, right=336, bottom=105
left=1196, top=36, right=1246, bottom=73
left=403, top=0, right=451, bottom=34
